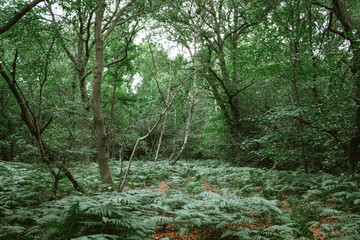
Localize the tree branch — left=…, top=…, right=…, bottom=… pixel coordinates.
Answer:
left=104, top=21, right=139, bottom=68
left=310, top=2, right=333, bottom=11
left=118, top=68, right=199, bottom=191
left=208, top=67, right=232, bottom=102
left=0, top=0, right=44, bottom=35
left=231, top=81, right=255, bottom=98
left=102, top=0, right=136, bottom=41
left=48, top=3, right=76, bottom=65
left=300, top=118, right=342, bottom=144
left=40, top=117, right=53, bottom=134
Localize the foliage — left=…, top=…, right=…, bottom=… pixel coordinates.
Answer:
left=1, top=0, right=360, bottom=238
left=1, top=160, right=360, bottom=239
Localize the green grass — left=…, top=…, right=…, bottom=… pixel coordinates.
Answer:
left=0, top=159, right=359, bottom=239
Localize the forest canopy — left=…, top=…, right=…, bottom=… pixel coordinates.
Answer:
left=1, top=0, right=360, bottom=178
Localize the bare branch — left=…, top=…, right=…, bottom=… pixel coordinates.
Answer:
left=118, top=68, right=199, bottom=191
left=328, top=27, right=348, bottom=39
left=102, top=0, right=136, bottom=41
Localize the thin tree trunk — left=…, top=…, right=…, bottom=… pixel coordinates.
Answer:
left=119, top=145, right=125, bottom=179
left=109, top=84, right=117, bottom=159
left=49, top=2, right=93, bottom=165
left=0, top=60, right=80, bottom=191
left=79, top=67, right=91, bottom=166
left=155, top=113, right=167, bottom=162
left=168, top=109, right=177, bottom=160
left=93, top=0, right=113, bottom=185
left=108, top=53, right=121, bottom=160
left=80, top=119, right=91, bottom=165
left=118, top=70, right=196, bottom=191
left=155, top=64, right=172, bottom=162
left=290, top=6, right=308, bottom=173
left=170, top=36, right=198, bottom=165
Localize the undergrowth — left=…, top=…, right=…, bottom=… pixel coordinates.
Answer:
left=0, top=160, right=359, bottom=239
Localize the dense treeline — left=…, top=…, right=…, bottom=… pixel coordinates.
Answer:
left=1, top=0, right=360, bottom=188
left=1, top=1, right=360, bottom=239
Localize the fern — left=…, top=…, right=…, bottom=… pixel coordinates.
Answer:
left=1, top=160, right=360, bottom=239
left=71, top=234, right=119, bottom=240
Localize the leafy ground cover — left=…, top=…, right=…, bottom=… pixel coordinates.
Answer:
left=0, top=159, right=360, bottom=240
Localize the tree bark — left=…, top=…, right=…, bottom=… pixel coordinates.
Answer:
left=171, top=36, right=198, bottom=165
left=155, top=70, right=172, bottom=162
left=332, top=0, right=360, bottom=173
left=108, top=84, right=117, bottom=159
left=168, top=109, right=177, bottom=160
left=0, top=56, right=80, bottom=191
left=93, top=0, right=113, bottom=185
left=78, top=64, right=91, bottom=166
left=92, top=0, right=135, bottom=184
left=108, top=56, right=121, bottom=160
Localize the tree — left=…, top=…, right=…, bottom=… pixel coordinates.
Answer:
left=331, top=0, right=360, bottom=173
left=92, top=0, right=136, bottom=185
left=0, top=22, right=80, bottom=191
left=48, top=0, right=97, bottom=165
left=156, top=0, right=271, bottom=162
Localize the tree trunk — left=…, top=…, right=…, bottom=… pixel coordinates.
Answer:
left=347, top=44, right=360, bottom=173
left=170, top=36, right=198, bottom=165
left=108, top=57, right=121, bottom=160
left=0, top=60, right=80, bottom=191
left=80, top=119, right=91, bottom=165
left=108, top=84, right=117, bottom=159
left=289, top=2, right=308, bottom=173
left=78, top=66, right=91, bottom=165
left=155, top=64, right=172, bottom=162
left=168, top=109, right=177, bottom=160
left=77, top=32, right=91, bottom=166
left=331, top=0, right=360, bottom=173
left=119, top=70, right=194, bottom=191
left=49, top=3, right=93, bottom=165
left=93, top=0, right=113, bottom=185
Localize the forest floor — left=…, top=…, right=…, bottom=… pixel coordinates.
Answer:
left=0, top=159, right=359, bottom=240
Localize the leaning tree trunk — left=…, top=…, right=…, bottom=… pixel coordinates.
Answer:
left=155, top=64, right=172, bottom=162
left=93, top=0, right=113, bottom=185
left=0, top=57, right=80, bottom=192
left=170, top=36, right=198, bottom=165
left=119, top=70, right=195, bottom=191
